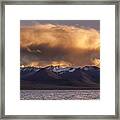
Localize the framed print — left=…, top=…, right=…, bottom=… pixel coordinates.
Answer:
left=0, top=0, right=119, bottom=119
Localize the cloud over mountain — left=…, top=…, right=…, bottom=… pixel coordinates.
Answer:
left=20, top=24, right=100, bottom=67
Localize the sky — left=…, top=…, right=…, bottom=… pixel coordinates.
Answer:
left=21, top=20, right=100, bottom=31
left=20, top=20, right=100, bottom=67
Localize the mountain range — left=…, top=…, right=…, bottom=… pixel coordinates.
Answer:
left=20, top=65, right=100, bottom=90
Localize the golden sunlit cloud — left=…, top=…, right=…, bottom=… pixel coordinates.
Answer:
left=20, top=23, right=100, bottom=67
left=91, top=58, right=100, bottom=67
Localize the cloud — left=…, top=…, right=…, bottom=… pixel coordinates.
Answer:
left=20, top=23, right=100, bottom=67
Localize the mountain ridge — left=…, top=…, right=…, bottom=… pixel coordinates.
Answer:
left=20, top=65, right=100, bottom=90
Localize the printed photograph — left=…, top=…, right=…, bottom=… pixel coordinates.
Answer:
left=20, top=20, right=100, bottom=100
